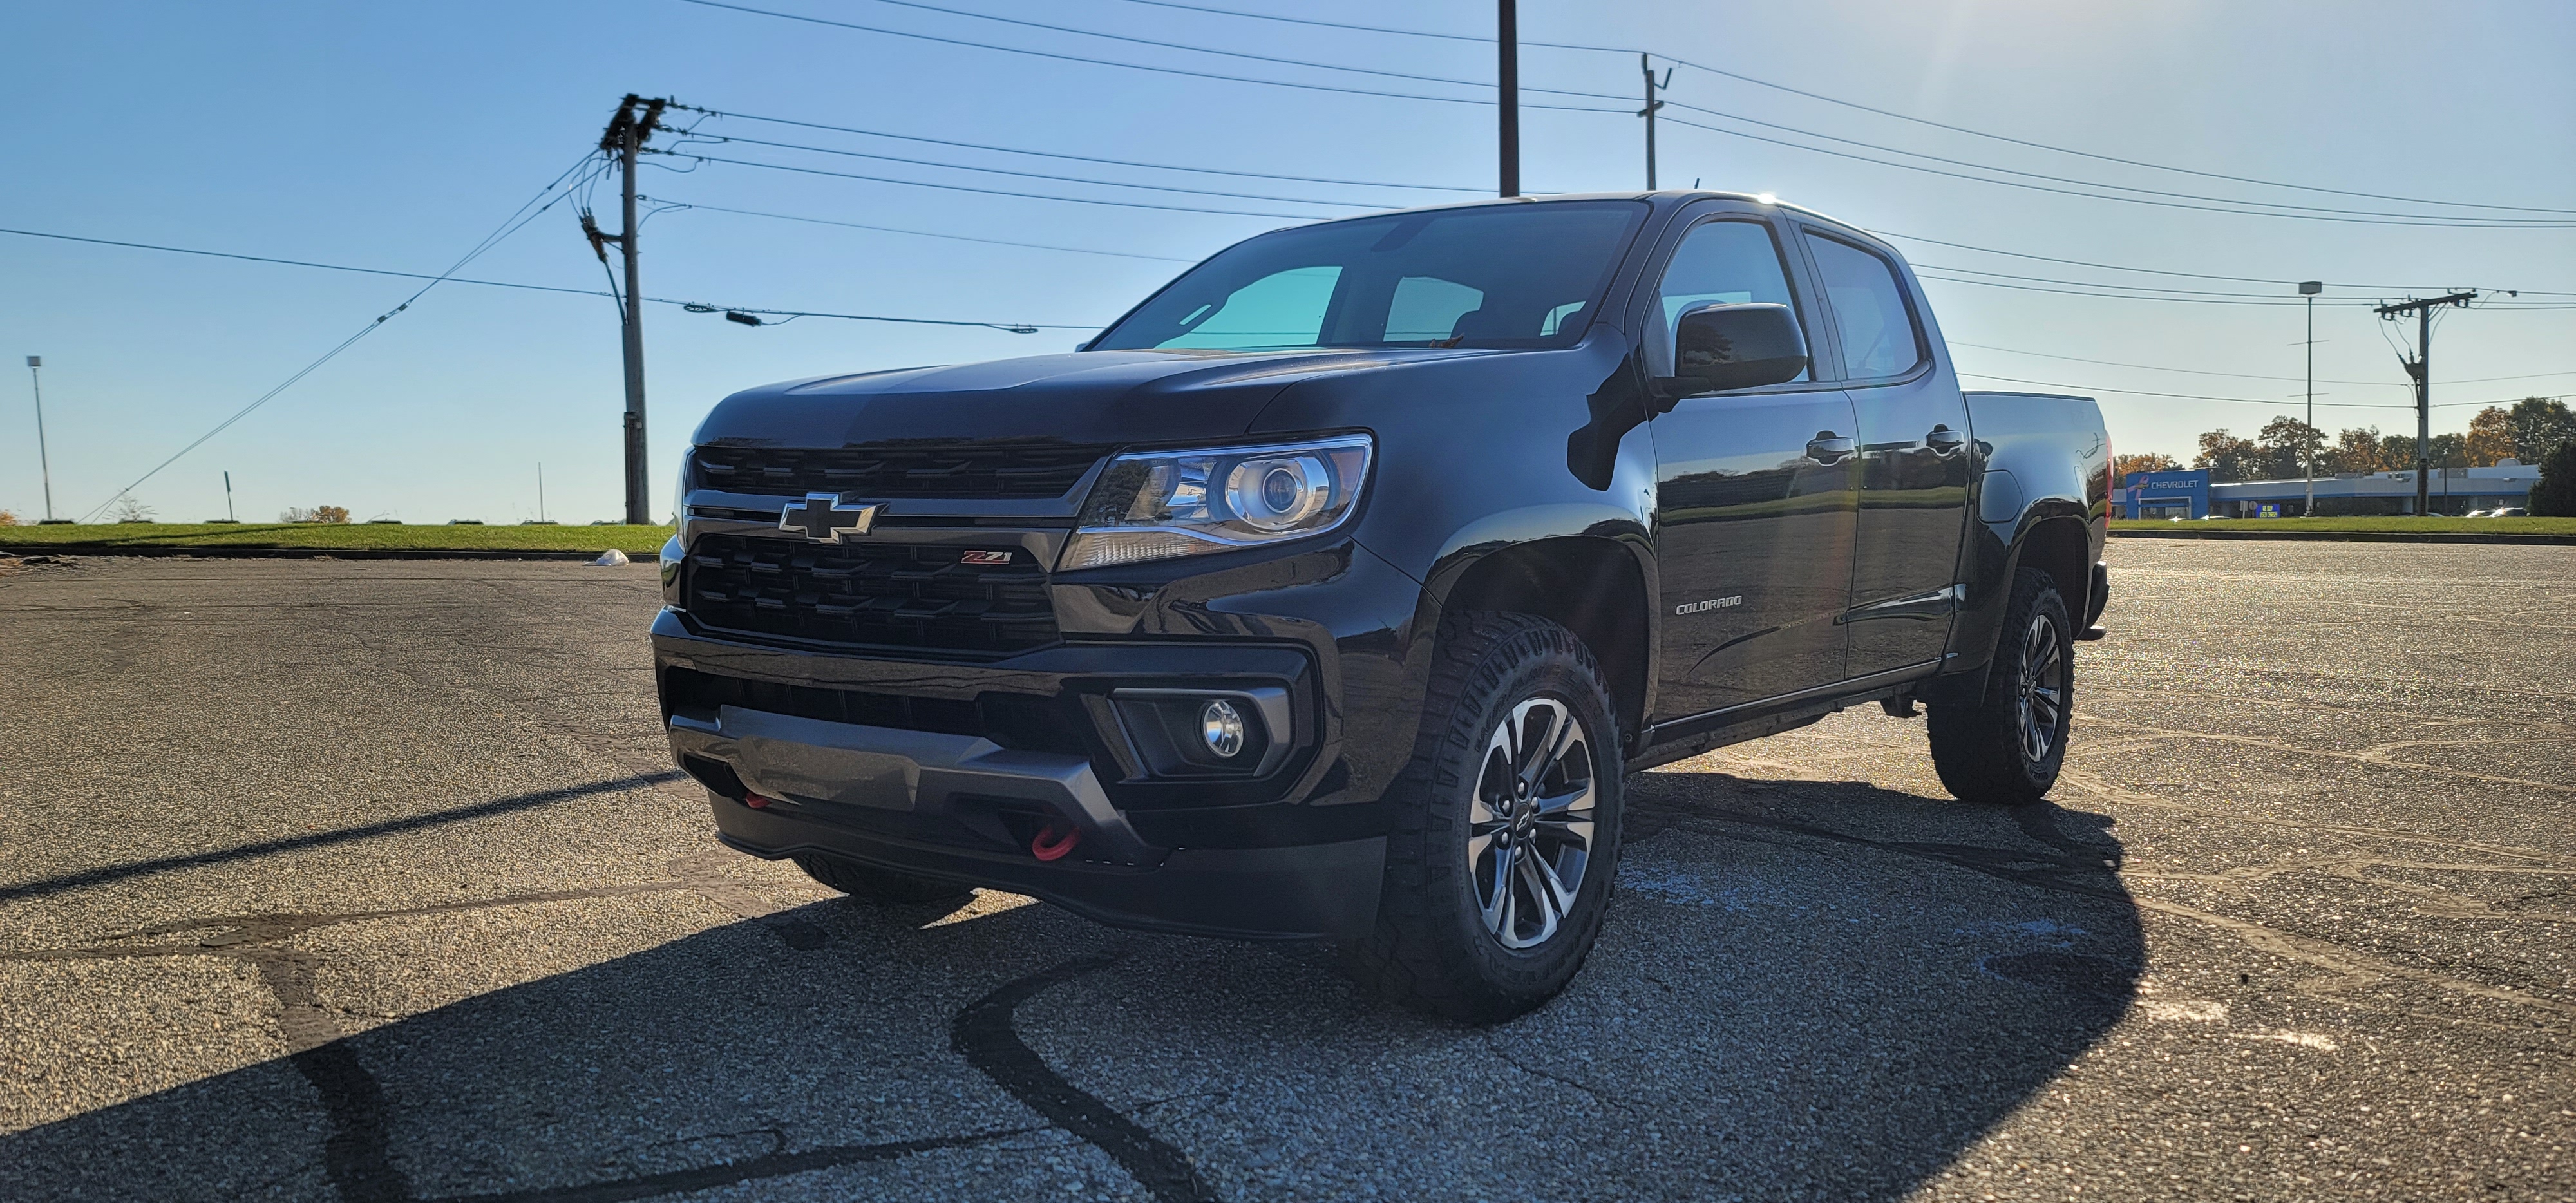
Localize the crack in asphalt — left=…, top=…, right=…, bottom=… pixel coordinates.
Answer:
left=1, top=876, right=1213, bottom=1199
left=250, top=950, right=412, bottom=1202
left=417, top=1126, right=1046, bottom=1203
left=952, top=956, right=1220, bottom=1203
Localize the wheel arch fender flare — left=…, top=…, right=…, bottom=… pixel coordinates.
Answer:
left=1394, top=507, right=1660, bottom=748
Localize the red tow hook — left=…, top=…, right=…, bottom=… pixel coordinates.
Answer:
left=1030, top=824, right=1080, bottom=862
left=743, top=793, right=775, bottom=810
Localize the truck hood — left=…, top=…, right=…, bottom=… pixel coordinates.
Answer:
left=690, top=348, right=1494, bottom=450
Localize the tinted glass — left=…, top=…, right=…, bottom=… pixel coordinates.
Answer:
left=1805, top=233, right=1924, bottom=378
left=1156, top=266, right=1338, bottom=348
left=1093, top=202, right=1647, bottom=352
left=1651, top=219, right=1805, bottom=381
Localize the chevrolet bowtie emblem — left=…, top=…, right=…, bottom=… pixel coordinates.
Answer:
left=779, top=493, right=880, bottom=543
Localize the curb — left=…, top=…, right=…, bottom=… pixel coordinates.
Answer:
left=0, top=545, right=653, bottom=562
left=2111, top=529, right=2576, bottom=546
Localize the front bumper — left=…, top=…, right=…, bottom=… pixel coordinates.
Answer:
left=652, top=609, right=1388, bottom=939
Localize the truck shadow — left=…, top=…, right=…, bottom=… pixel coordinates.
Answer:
left=2, top=777, right=2139, bottom=1202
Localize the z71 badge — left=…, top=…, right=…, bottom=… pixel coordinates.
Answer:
left=960, top=550, right=1014, bottom=565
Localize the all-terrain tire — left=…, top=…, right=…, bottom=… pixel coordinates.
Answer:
left=792, top=853, right=974, bottom=903
left=1927, top=566, right=2074, bottom=805
left=1347, top=612, right=1625, bottom=1024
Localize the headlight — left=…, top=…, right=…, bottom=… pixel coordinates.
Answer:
left=1059, top=434, right=1372, bottom=571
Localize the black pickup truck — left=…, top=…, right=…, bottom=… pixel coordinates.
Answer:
left=654, top=191, right=2110, bottom=1021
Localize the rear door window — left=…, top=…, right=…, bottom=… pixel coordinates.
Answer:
left=1803, top=233, right=1925, bottom=379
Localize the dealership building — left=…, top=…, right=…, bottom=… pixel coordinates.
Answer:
left=2114, top=463, right=2540, bottom=518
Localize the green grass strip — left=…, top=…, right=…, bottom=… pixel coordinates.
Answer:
left=0, top=522, right=677, bottom=553
left=2112, top=516, right=2576, bottom=535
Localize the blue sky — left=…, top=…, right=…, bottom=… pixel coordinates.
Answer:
left=4, top=0, right=2570, bottom=524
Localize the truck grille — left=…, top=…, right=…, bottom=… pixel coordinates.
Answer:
left=692, top=444, right=1106, bottom=498
left=683, top=533, right=1057, bottom=654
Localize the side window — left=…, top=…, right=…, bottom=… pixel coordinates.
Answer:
left=1651, top=220, right=1805, bottom=381
left=1803, top=234, right=1924, bottom=379
left=1155, top=265, right=1340, bottom=349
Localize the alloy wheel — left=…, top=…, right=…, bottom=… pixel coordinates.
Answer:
left=1467, top=697, right=1597, bottom=950
left=2017, top=611, right=2067, bottom=763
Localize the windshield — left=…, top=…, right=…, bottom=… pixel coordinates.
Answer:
left=1091, top=201, right=1648, bottom=353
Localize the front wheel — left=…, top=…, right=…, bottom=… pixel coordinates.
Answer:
left=1348, top=612, right=1625, bottom=1024
left=1927, top=566, right=2074, bottom=805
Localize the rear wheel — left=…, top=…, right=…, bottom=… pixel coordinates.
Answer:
left=1927, top=566, right=2073, bottom=805
left=792, top=853, right=973, bottom=903
left=1349, top=612, right=1624, bottom=1024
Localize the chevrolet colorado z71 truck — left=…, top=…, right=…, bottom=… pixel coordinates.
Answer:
left=655, top=192, right=2109, bottom=1021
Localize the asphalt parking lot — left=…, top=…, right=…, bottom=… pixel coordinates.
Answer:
left=1, top=542, right=2569, bottom=1202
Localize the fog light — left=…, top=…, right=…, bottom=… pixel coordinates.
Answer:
left=1200, top=699, right=1245, bottom=758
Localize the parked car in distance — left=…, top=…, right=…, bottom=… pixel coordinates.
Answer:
left=652, top=191, right=2112, bottom=1021
left=2492, top=507, right=2529, bottom=518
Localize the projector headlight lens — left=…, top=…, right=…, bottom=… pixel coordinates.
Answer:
left=1060, top=434, right=1371, bottom=571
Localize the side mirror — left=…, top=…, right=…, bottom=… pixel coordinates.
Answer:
left=1654, top=302, right=1808, bottom=401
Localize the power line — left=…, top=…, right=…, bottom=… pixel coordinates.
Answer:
left=668, top=101, right=2571, bottom=298
left=862, top=0, right=1616, bottom=104
left=1915, top=272, right=2364, bottom=307
left=682, top=302, right=1091, bottom=331
left=678, top=0, right=1625, bottom=113
left=1100, top=0, right=2576, bottom=218
left=0, top=225, right=629, bottom=299
left=1, top=223, right=1088, bottom=348
left=667, top=130, right=1394, bottom=209
left=648, top=149, right=1344, bottom=219
left=1657, top=113, right=2575, bottom=229
left=685, top=1, right=2571, bottom=228
left=1957, top=370, right=2528, bottom=410
left=1653, top=100, right=2570, bottom=227
left=1875, top=229, right=2572, bottom=296
left=639, top=196, right=1197, bottom=261
left=670, top=105, right=1486, bottom=194
left=1915, top=262, right=2374, bottom=301
left=1946, top=340, right=2575, bottom=389
left=74, top=155, right=605, bottom=522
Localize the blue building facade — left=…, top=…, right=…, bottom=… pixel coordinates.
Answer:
left=2116, top=469, right=2211, bottom=519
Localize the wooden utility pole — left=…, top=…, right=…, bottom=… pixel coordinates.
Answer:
left=1640, top=54, right=1672, bottom=189
left=2374, top=290, right=2476, bottom=516
left=593, top=95, right=667, bottom=526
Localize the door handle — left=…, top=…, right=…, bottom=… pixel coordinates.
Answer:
left=1806, top=434, right=1857, bottom=464
left=1926, top=425, right=1968, bottom=455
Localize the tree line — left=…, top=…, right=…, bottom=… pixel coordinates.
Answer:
left=2113, top=396, right=2573, bottom=484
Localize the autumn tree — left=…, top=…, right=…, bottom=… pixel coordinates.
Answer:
left=2192, top=429, right=2266, bottom=482
left=2465, top=406, right=2517, bottom=466
left=2324, top=427, right=2387, bottom=473
left=2113, top=451, right=2180, bottom=482
left=2255, top=415, right=2325, bottom=480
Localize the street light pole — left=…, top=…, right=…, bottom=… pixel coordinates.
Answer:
left=25, top=355, right=54, bottom=523
left=2299, top=281, right=2321, bottom=515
